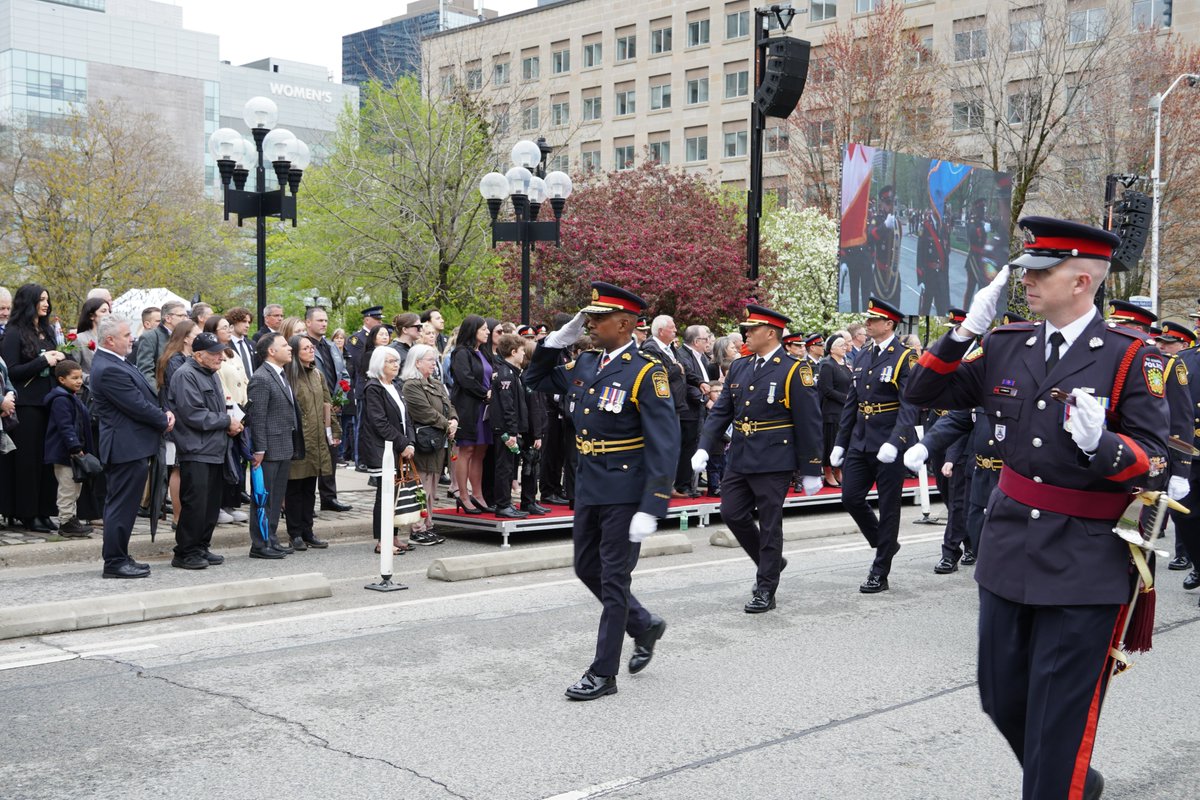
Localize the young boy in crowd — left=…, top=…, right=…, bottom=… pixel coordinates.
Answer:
left=44, top=360, right=95, bottom=537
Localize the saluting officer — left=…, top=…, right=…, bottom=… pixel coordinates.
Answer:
left=524, top=282, right=680, bottom=701
left=906, top=216, right=1169, bottom=800
left=830, top=296, right=920, bottom=593
left=692, top=306, right=823, bottom=613
left=1155, top=320, right=1197, bottom=575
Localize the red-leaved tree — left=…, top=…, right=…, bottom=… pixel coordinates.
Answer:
left=500, top=162, right=763, bottom=327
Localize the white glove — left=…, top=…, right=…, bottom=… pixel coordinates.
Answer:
left=961, top=265, right=1010, bottom=336
left=829, top=446, right=845, bottom=468
left=801, top=475, right=823, bottom=496
left=1169, top=475, right=1190, bottom=502
left=629, top=511, right=658, bottom=543
left=1069, top=388, right=1104, bottom=453
left=877, top=443, right=898, bottom=464
left=690, top=449, right=709, bottom=473
left=884, top=213, right=896, bottom=230
left=544, top=311, right=587, bottom=349
left=902, top=442, right=929, bottom=472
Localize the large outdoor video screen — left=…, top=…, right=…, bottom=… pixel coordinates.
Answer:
left=838, top=143, right=1013, bottom=317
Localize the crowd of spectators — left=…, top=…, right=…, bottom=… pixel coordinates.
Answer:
left=0, top=282, right=873, bottom=574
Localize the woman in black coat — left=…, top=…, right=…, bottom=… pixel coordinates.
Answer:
left=449, top=315, right=493, bottom=513
left=359, top=346, right=416, bottom=555
left=818, top=334, right=853, bottom=487
left=0, top=284, right=72, bottom=531
left=488, top=333, right=529, bottom=518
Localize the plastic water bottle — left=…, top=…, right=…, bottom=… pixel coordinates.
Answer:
left=679, top=513, right=689, bottom=532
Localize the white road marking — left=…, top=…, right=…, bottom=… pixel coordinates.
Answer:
left=30, top=531, right=947, bottom=657
left=0, top=653, right=76, bottom=671
left=76, top=643, right=159, bottom=657
left=540, top=776, right=640, bottom=799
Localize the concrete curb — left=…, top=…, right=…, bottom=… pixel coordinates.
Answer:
left=0, top=572, right=332, bottom=640
left=709, top=521, right=865, bottom=548
left=427, top=533, right=693, bottom=582
left=0, top=520, right=378, bottom=570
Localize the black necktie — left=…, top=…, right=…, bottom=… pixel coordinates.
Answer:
left=1047, top=331, right=1065, bottom=371
left=238, top=339, right=252, bottom=374
left=753, top=357, right=764, bottom=372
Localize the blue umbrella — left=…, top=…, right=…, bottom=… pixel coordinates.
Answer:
left=250, top=464, right=270, bottom=545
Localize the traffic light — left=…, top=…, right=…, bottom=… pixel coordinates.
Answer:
left=754, top=37, right=811, bottom=118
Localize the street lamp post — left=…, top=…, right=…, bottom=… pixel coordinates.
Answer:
left=209, top=97, right=310, bottom=329
left=1148, top=73, right=1199, bottom=315
left=479, top=137, right=573, bottom=326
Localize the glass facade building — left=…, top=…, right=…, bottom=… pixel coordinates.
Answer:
left=343, top=0, right=493, bottom=87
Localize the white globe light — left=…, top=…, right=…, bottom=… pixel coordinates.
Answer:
left=238, top=138, right=258, bottom=168
left=527, top=176, right=547, bottom=204
left=208, top=128, right=243, bottom=161
left=511, top=139, right=542, bottom=169
left=505, top=166, right=533, bottom=196
left=286, top=138, right=311, bottom=170
left=263, top=128, right=295, bottom=162
left=544, top=171, right=573, bottom=199
left=243, top=96, right=279, bottom=130
left=479, top=171, right=509, bottom=200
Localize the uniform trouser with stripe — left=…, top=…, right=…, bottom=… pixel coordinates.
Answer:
left=572, top=502, right=653, bottom=677
left=1171, top=477, right=1200, bottom=563
left=977, top=587, right=1122, bottom=800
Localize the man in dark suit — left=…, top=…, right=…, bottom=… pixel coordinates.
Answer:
left=304, top=306, right=352, bottom=513
left=906, top=216, right=1168, bottom=800
left=89, top=316, right=174, bottom=578
left=641, top=315, right=689, bottom=495
left=830, top=296, right=921, bottom=593
left=525, top=282, right=680, bottom=701
left=251, top=303, right=284, bottom=345
left=693, top=305, right=823, bottom=612
left=675, top=324, right=711, bottom=496
left=134, top=300, right=185, bottom=394
left=245, top=333, right=301, bottom=559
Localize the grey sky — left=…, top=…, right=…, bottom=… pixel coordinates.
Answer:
left=169, top=0, right=536, bottom=82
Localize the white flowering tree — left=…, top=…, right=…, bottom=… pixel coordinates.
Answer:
left=761, top=206, right=856, bottom=335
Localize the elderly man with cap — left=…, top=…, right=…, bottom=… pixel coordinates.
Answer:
left=830, top=296, right=920, bottom=593
left=167, top=332, right=243, bottom=570
left=692, top=305, right=823, bottom=613
left=1155, top=320, right=1200, bottom=577
left=906, top=216, right=1169, bottom=800
left=525, top=282, right=679, bottom=701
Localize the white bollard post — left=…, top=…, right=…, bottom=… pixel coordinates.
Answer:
left=366, top=441, right=407, bottom=591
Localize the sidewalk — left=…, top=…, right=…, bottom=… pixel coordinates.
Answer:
left=0, top=464, right=383, bottom=569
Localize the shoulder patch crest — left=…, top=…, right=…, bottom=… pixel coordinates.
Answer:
left=906, top=351, right=918, bottom=369
left=565, top=360, right=576, bottom=371
left=652, top=369, right=671, bottom=398
left=1144, top=353, right=1166, bottom=398
left=1177, top=362, right=1189, bottom=386
left=798, top=361, right=814, bottom=387
left=963, top=345, right=984, bottom=363
left=350, top=336, right=359, bottom=346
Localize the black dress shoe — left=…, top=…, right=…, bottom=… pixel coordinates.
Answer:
left=303, top=536, right=329, bottom=549
left=291, top=537, right=308, bottom=551
left=629, top=616, right=667, bottom=674
left=1168, top=555, right=1192, bottom=571
left=542, top=493, right=570, bottom=506
left=521, top=503, right=549, bottom=515
left=249, top=547, right=286, bottom=560
left=706, top=488, right=721, bottom=497
left=171, top=554, right=209, bottom=570
left=22, top=518, right=55, bottom=533
left=355, top=464, right=369, bottom=473
left=103, top=562, right=151, bottom=579
left=564, top=670, right=617, bottom=701
left=1084, top=767, right=1104, bottom=800
left=960, top=550, right=978, bottom=566
left=860, top=574, right=889, bottom=593
left=1183, top=570, right=1200, bottom=591
left=202, top=550, right=225, bottom=565
left=934, top=557, right=959, bottom=574
left=270, top=540, right=294, bottom=555
left=137, top=507, right=151, bottom=519
left=320, top=500, right=353, bottom=512
left=494, top=505, right=528, bottom=519
left=239, top=491, right=252, bottom=504
left=744, top=591, right=776, bottom=613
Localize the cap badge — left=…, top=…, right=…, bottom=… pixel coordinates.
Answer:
left=591, top=288, right=599, bottom=301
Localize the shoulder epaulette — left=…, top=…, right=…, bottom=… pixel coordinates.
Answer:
left=1105, top=323, right=1152, bottom=343
left=637, top=349, right=662, bottom=364
left=992, top=322, right=1037, bottom=333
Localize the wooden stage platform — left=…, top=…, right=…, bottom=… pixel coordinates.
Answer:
left=430, top=478, right=938, bottom=548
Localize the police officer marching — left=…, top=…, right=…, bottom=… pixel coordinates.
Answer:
left=524, top=282, right=680, bottom=701
left=1156, top=320, right=1200, bottom=582
left=691, top=305, right=823, bottom=613
left=906, top=216, right=1169, bottom=800
left=830, top=296, right=920, bottom=593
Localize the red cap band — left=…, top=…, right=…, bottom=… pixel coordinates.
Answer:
left=1025, top=235, right=1113, bottom=260
left=592, top=294, right=641, bottom=314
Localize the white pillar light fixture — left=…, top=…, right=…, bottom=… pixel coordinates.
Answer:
left=1149, top=72, right=1200, bottom=315
left=544, top=171, right=573, bottom=200
left=511, top=139, right=542, bottom=169
left=505, top=166, right=533, bottom=196
left=479, top=171, right=509, bottom=201
left=242, top=96, right=279, bottom=130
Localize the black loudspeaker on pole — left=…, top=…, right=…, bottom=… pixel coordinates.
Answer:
left=747, top=23, right=810, bottom=283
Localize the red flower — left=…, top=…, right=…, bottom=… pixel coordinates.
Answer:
left=339, top=379, right=351, bottom=392
left=88, top=340, right=96, bottom=350
left=66, top=332, right=77, bottom=342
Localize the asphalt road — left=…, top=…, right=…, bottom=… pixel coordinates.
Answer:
left=1, top=507, right=1197, bottom=800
